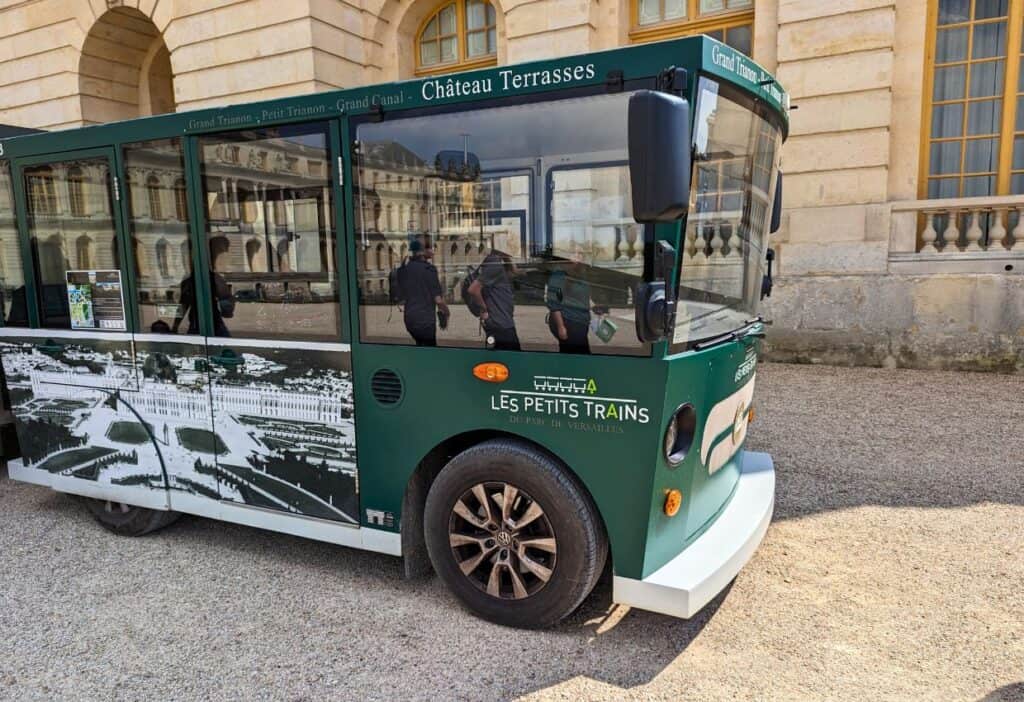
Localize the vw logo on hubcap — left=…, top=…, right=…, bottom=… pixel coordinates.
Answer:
left=496, top=530, right=512, bottom=547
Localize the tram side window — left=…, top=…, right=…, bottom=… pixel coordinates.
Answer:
left=24, top=159, right=120, bottom=329
left=353, top=92, right=647, bottom=356
left=123, top=139, right=197, bottom=335
left=197, top=122, right=342, bottom=342
left=0, top=161, right=28, bottom=326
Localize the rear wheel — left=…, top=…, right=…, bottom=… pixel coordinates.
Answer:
left=80, top=497, right=180, bottom=537
left=425, top=439, right=607, bottom=628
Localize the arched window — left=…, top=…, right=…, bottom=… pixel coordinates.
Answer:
left=156, top=238, right=170, bottom=277
left=68, top=167, right=86, bottom=217
left=28, top=167, right=57, bottom=216
left=174, top=178, right=188, bottom=221
left=417, top=0, right=497, bottom=75
left=76, top=235, right=93, bottom=270
left=180, top=240, right=191, bottom=273
left=631, top=0, right=753, bottom=55
left=147, top=175, right=162, bottom=219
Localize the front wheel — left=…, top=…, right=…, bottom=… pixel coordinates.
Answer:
left=80, top=497, right=181, bottom=537
left=424, top=439, right=607, bottom=628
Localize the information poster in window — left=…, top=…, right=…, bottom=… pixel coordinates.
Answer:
left=66, top=270, right=127, bottom=331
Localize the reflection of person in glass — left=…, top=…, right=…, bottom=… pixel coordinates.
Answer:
left=172, top=236, right=233, bottom=336
left=2, top=286, right=29, bottom=327
left=468, top=249, right=520, bottom=351
left=398, top=238, right=449, bottom=347
left=547, top=248, right=592, bottom=354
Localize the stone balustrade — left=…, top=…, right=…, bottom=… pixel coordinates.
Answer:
left=891, top=195, right=1024, bottom=254
left=685, top=212, right=745, bottom=260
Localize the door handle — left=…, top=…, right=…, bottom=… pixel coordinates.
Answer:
left=209, top=349, right=243, bottom=367
left=36, top=339, right=63, bottom=356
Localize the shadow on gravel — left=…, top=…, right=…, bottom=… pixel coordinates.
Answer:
left=749, top=364, right=1024, bottom=521
left=139, top=507, right=719, bottom=693
left=536, top=574, right=729, bottom=689
left=978, top=683, right=1024, bottom=702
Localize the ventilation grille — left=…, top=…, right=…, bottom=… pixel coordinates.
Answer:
left=370, top=369, right=403, bottom=405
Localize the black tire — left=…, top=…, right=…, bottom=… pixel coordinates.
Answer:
left=424, top=439, right=607, bottom=629
left=80, top=497, right=181, bottom=537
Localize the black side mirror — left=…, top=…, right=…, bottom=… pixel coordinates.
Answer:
left=761, top=248, right=775, bottom=300
left=635, top=241, right=678, bottom=342
left=770, top=171, right=783, bottom=234
left=628, top=91, right=691, bottom=222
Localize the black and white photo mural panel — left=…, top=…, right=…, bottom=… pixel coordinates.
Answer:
left=0, top=330, right=164, bottom=493
left=1, top=331, right=358, bottom=524
left=131, top=336, right=218, bottom=499
left=205, top=341, right=358, bottom=524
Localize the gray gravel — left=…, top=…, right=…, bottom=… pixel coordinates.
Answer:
left=1, top=363, right=1022, bottom=701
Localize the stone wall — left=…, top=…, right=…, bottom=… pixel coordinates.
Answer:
left=760, top=0, right=1023, bottom=372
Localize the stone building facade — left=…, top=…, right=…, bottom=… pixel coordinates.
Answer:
left=0, top=0, right=1022, bottom=370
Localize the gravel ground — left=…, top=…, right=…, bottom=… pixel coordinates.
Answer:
left=1, top=363, right=1022, bottom=702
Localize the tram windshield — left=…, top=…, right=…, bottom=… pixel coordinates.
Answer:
left=674, top=76, right=783, bottom=347
left=353, top=91, right=649, bottom=357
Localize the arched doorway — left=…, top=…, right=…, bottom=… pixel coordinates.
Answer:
left=79, top=8, right=175, bottom=125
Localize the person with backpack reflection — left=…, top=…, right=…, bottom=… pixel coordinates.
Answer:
left=467, top=249, right=520, bottom=351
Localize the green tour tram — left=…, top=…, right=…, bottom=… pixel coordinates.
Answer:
left=0, top=36, right=786, bottom=628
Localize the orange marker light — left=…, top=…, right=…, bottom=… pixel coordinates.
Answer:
left=473, top=362, right=509, bottom=383
left=748, top=407, right=755, bottom=423
left=664, top=489, right=683, bottom=517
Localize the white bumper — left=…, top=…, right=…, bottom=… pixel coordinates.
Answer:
left=612, top=451, right=775, bottom=619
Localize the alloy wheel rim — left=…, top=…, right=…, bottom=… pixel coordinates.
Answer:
left=447, top=482, right=557, bottom=600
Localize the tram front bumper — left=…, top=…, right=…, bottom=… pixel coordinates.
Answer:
left=612, top=451, right=775, bottom=619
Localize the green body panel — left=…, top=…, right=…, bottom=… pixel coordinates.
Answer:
left=642, top=335, right=764, bottom=576
left=352, top=344, right=667, bottom=578
left=0, top=36, right=786, bottom=582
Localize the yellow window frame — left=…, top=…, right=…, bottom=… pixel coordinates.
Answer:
left=415, top=0, right=498, bottom=77
left=919, top=0, right=1024, bottom=198
left=629, top=0, right=754, bottom=45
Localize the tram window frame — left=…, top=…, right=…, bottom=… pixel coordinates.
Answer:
left=21, top=156, right=126, bottom=331
left=121, top=137, right=198, bottom=336
left=0, top=159, right=29, bottom=327
left=349, top=87, right=653, bottom=357
left=195, top=121, right=346, bottom=343
left=544, top=159, right=644, bottom=336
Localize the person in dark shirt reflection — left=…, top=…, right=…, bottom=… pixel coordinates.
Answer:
left=172, top=236, right=233, bottom=336
left=398, top=239, right=449, bottom=347
left=2, top=286, right=29, bottom=327
left=468, top=249, right=520, bottom=351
